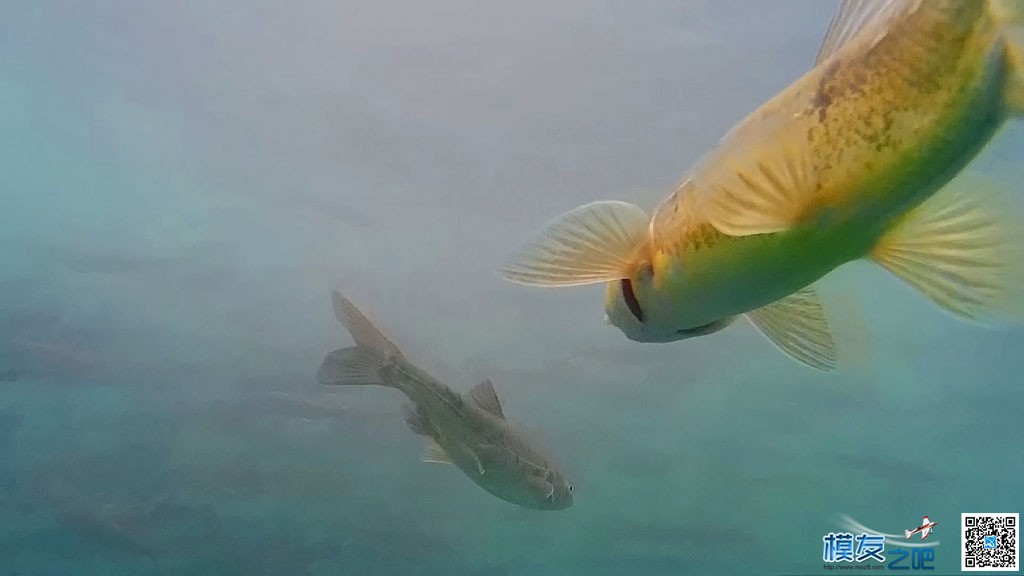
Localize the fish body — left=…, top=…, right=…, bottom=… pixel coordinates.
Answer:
left=318, top=291, right=572, bottom=511
left=501, top=1, right=1024, bottom=370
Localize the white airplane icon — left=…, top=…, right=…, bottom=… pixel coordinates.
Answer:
left=905, top=516, right=938, bottom=540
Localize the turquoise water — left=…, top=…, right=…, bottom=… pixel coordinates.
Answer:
left=1, top=1, right=1022, bottom=574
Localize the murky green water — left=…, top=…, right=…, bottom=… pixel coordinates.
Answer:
left=0, top=1, right=1021, bottom=574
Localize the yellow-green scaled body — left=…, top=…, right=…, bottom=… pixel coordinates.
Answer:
left=501, top=1, right=1024, bottom=370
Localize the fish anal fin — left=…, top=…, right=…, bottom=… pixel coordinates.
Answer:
left=745, top=286, right=838, bottom=371
left=498, top=201, right=650, bottom=286
left=468, top=379, right=505, bottom=419
left=870, top=173, right=1024, bottom=324
left=421, top=441, right=454, bottom=465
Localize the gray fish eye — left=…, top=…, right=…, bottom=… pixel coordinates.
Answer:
left=567, top=484, right=573, bottom=493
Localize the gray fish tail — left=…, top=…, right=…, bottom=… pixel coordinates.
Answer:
left=320, top=290, right=404, bottom=388
left=318, top=346, right=395, bottom=388
left=330, top=290, right=404, bottom=357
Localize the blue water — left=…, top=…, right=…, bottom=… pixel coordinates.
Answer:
left=1, top=1, right=1022, bottom=574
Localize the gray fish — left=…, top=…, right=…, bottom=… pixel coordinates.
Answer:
left=318, top=290, right=573, bottom=511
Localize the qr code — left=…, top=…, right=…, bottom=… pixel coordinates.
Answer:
left=963, top=513, right=1019, bottom=572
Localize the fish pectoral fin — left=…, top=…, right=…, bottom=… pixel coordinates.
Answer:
left=317, top=346, right=389, bottom=387
left=527, top=476, right=555, bottom=501
left=420, top=441, right=454, bottom=465
left=468, top=379, right=505, bottom=419
left=745, top=286, right=838, bottom=371
left=402, top=403, right=434, bottom=436
left=870, top=173, right=1024, bottom=324
left=467, top=445, right=486, bottom=475
left=694, top=127, right=817, bottom=237
left=498, top=201, right=650, bottom=286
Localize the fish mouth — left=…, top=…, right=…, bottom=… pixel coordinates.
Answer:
left=675, top=318, right=733, bottom=338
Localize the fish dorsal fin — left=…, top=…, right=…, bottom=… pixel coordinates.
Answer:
left=870, top=173, right=1024, bottom=324
left=814, top=0, right=905, bottom=66
left=499, top=201, right=650, bottom=286
left=468, top=379, right=505, bottom=419
left=745, top=286, right=838, bottom=371
left=421, top=441, right=454, bottom=465
left=330, top=290, right=402, bottom=357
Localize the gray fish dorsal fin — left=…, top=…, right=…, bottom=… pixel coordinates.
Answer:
left=814, top=0, right=905, bottom=66
left=402, top=403, right=434, bottom=437
left=421, top=441, right=454, bottom=465
left=468, top=379, right=505, bottom=419
left=330, top=290, right=402, bottom=357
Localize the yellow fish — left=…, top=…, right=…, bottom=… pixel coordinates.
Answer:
left=500, top=1, right=1024, bottom=371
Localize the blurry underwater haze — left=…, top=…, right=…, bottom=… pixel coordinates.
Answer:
left=0, top=1, right=1022, bottom=574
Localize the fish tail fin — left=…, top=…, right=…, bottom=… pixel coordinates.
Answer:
left=323, top=291, right=404, bottom=388
left=990, top=0, right=1024, bottom=115
left=869, top=172, right=1024, bottom=325
left=498, top=200, right=651, bottom=286
left=318, top=346, right=395, bottom=388
left=330, top=290, right=404, bottom=358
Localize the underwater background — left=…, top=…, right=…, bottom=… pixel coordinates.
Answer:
left=1, top=1, right=1022, bottom=574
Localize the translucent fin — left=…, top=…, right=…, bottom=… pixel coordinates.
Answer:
left=402, top=403, right=434, bottom=436
left=330, top=290, right=402, bottom=357
left=870, top=173, right=1024, bottom=324
left=988, top=2, right=1024, bottom=114
left=317, top=346, right=392, bottom=387
left=745, top=286, right=838, bottom=371
left=467, top=379, right=505, bottom=419
left=421, top=441, right=453, bottom=465
left=813, top=1, right=907, bottom=66
left=470, top=448, right=485, bottom=475
left=527, top=476, right=555, bottom=501
left=695, top=128, right=816, bottom=237
left=816, top=276, right=875, bottom=379
left=1002, top=27, right=1024, bottom=115
left=498, top=201, right=650, bottom=286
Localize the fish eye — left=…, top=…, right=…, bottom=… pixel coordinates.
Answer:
left=567, top=484, right=573, bottom=493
